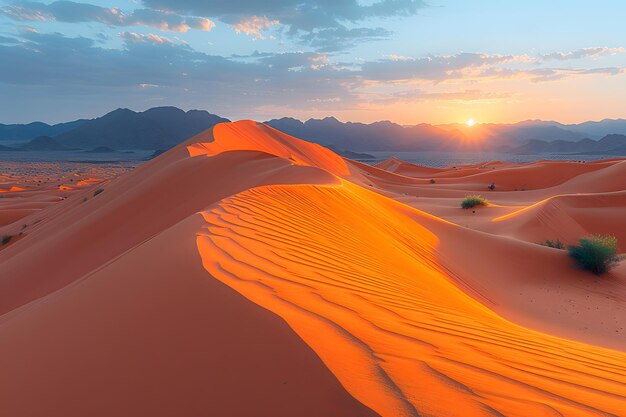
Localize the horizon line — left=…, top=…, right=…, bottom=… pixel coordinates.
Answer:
left=2, top=105, right=626, bottom=127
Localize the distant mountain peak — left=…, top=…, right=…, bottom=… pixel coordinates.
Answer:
left=52, top=106, right=229, bottom=150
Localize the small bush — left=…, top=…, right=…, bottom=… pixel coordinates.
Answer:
left=2, top=235, right=12, bottom=245
left=568, top=234, right=624, bottom=275
left=544, top=239, right=564, bottom=249
left=93, top=188, right=104, bottom=196
left=461, top=195, right=488, bottom=209
left=430, top=178, right=436, bottom=184
left=488, top=183, right=496, bottom=191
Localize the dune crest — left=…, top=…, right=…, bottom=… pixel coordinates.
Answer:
left=187, top=120, right=352, bottom=177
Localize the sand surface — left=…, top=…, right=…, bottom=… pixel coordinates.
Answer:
left=0, top=121, right=624, bottom=416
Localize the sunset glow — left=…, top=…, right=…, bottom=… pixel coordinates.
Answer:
left=0, top=1, right=624, bottom=125
left=466, top=119, right=476, bottom=127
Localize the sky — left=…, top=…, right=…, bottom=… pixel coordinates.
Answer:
left=0, top=0, right=625, bottom=125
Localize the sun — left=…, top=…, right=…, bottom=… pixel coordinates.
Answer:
left=466, top=119, right=476, bottom=127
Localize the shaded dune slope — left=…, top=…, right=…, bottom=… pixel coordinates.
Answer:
left=0, top=214, right=377, bottom=417
left=376, top=157, right=626, bottom=194
left=490, top=191, right=626, bottom=249
left=0, top=138, right=337, bottom=315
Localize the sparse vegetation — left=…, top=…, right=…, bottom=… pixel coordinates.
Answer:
left=93, top=188, right=104, bottom=196
left=2, top=235, right=12, bottom=245
left=430, top=178, right=436, bottom=184
left=488, top=183, right=496, bottom=191
left=461, top=195, right=488, bottom=209
left=568, top=234, right=624, bottom=275
left=544, top=239, right=564, bottom=249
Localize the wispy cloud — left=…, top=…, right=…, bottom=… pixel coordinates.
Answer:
left=232, top=16, right=279, bottom=39
left=359, top=50, right=626, bottom=83
left=541, top=47, right=625, bottom=61
left=370, top=89, right=512, bottom=105
left=0, top=1, right=215, bottom=32
left=119, top=32, right=176, bottom=46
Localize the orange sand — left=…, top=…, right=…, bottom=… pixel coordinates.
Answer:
left=0, top=121, right=624, bottom=416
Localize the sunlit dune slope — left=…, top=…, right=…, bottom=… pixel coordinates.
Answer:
left=187, top=121, right=355, bottom=178
left=364, top=154, right=626, bottom=350
left=0, top=120, right=624, bottom=417
left=197, top=180, right=626, bottom=417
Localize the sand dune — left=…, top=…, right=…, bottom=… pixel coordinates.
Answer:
left=0, top=121, right=624, bottom=416
left=198, top=182, right=625, bottom=416
left=490, top=191, right=626, bottom=249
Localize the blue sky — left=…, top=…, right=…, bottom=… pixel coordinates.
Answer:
left=1, top=0, right=625, bottom=124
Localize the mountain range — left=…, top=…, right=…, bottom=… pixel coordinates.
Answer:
left=512, top=134, right=626, bottom=155
left=2, top=106, right=626, bottom=155
left=0, top=120, right=86, bottom=142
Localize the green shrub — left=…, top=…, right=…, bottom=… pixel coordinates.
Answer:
left=461, top=195, right=488, bottom=209
left=544, top=239, right=564, bottom=249
left=568, top=234, right=624, bottom=275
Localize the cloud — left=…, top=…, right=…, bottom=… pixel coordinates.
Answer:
left=253, top=51, right=332, bottom=70
left=0, top=35, right=19, bottom=44
left=541, top=47, right=625, bottom=61
left=360, top=53, right=516, bottom=82
left=141, top=0, right=426, bottom=28
left=300, top=27, right=392, bottom=52
left=1, top=0, right=426, bottom=49
left=0, top=29, right=623, bottom=123
left=394, top=89, right=510, bottom=101
left=386, top=54, right=411, bottom=61
left=367, top=88, right=512, bottom=105
left=0, top=30, right=356, bottom=115
left=232, top=16, right=279, bottom=39
left=479, top=66, right=625, bottom=83
left=119, top=31, right=176, bottom=46
left=140, top=0, right=425, bottom=49
left=0, top=2, right=50, bottom=21
left=0, top=1, right=215, bottom=32
left=358, top=50, right=626, bottom=83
